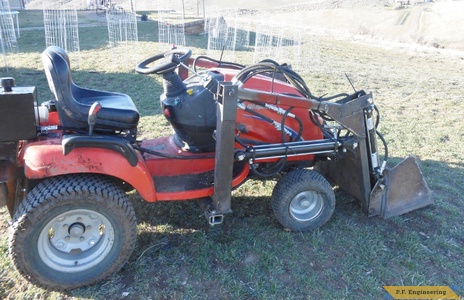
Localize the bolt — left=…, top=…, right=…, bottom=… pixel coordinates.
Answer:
left=236, top=153, right=246, bottom=161
left=54, top=241, right=66, bottom=250
left=80, top=236, right=85, bottom=241
left=76, top=217, right=82, bottom=222
left=87, top=225, right=92, bottom=230
left=65, top=236, right=70, bottom=241
left=228, top=89, right=235, bottom=96
left=63, top=224, right=69, bottom=229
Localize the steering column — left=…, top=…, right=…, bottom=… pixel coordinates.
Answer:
left=135, top=48, right=192, bottom=97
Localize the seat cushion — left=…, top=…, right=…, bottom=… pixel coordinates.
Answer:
left=74, top=87, right=139, bottom=129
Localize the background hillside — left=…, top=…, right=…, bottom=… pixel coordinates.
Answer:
left=203, top=0, right=464, bottom=51
left=22, top=0, right=464, bottom=50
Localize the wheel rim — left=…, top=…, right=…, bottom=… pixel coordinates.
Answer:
left=38, top=209, right=115, bottom=273
left=289, top=191, right=324, bottom=222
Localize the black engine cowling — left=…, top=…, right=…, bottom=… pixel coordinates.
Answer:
left=160, top=71, right=224, bottom=152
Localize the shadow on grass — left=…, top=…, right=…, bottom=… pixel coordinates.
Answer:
left=65, top=156, right=463, bottom=299
left=6, top=66, right=163, bottom=118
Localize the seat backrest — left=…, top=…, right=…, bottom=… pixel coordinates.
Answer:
left=42, top=46, right=140, bottom=138
left=42, top=46, right=86, bottom=129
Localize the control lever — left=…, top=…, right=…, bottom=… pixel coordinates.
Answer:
left=170, top=54, right=208, bottom=82
left=88, top=102, right=102, bottom=136
left=170, top=55, right=219, bottom=94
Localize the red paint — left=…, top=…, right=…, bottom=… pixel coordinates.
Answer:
left=18, top=57, right=324, bottom=204
left=21, top=134, right=157, bottom=201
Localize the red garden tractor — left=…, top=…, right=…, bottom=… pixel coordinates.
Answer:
left=0, top=46, right=431, bottom=290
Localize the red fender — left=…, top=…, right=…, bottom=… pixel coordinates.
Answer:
left=21, top=139, right=157, bottom=202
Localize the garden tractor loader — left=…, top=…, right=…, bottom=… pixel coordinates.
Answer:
left=0, top=46, right=431, bottom=290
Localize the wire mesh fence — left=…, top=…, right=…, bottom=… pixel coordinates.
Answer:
left=205, top=10, right=253, bottom=62
left=157, top=0, right=186, bottom=49
left=203, top=8, right=320, bottom=71
left=206, top=15, right=235, bottom=61
left=25, top=0, right=321, bottom=73
left=107, top=10, right=138, bottom=46
left=43, top=0, right=80, bottom=54
left=253, top=22, right=320, bottom=72
left=106, top=9, right=138, bottom=68
left=0, top=0, right=18, bottom=54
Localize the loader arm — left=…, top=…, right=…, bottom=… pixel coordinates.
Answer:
left=236, top=87, right=372, bottom=138
left=233, top=86, right=432, bottom=218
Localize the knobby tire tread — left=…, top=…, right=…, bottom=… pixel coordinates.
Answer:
left=9, top=174, right=137, bottom=291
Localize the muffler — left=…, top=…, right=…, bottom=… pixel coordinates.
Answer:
left=369, top=156, right=432, bottom=218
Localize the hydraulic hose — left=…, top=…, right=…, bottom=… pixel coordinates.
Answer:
left=376, top=130, right=389, bottom=162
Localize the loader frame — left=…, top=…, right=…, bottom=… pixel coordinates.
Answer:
left=212, top=82, right=431, bottom=218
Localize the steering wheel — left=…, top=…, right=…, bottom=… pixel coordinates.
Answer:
left=135, top=48, right=192, bottom=75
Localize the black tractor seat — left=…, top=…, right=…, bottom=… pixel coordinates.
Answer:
left=42, top=46, right=139, bottom=140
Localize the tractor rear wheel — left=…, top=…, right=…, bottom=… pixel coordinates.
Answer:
left=9, top=174, right=137, bottom=290
left=272, top=169, right=335, bottom=231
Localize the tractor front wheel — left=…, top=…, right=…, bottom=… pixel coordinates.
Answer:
left=272, top=169, right=335, bottom=231
left=9, top=175, right=137, bottom=290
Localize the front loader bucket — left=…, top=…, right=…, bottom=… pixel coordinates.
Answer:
left=369, top=156, right=432, bottom=219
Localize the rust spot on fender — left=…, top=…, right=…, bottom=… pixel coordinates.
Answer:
left=77, top=155, right=103, bottom=172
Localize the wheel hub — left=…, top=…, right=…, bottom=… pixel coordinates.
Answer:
left=300, top=199, right=311, bottom=208
left=38, top=209, right=114, bottom=272
left=289, top=191, right=324, bottom=222
left=69, top=223, right=85, bottom=238
left=49, top=214, right=105, bottom=253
